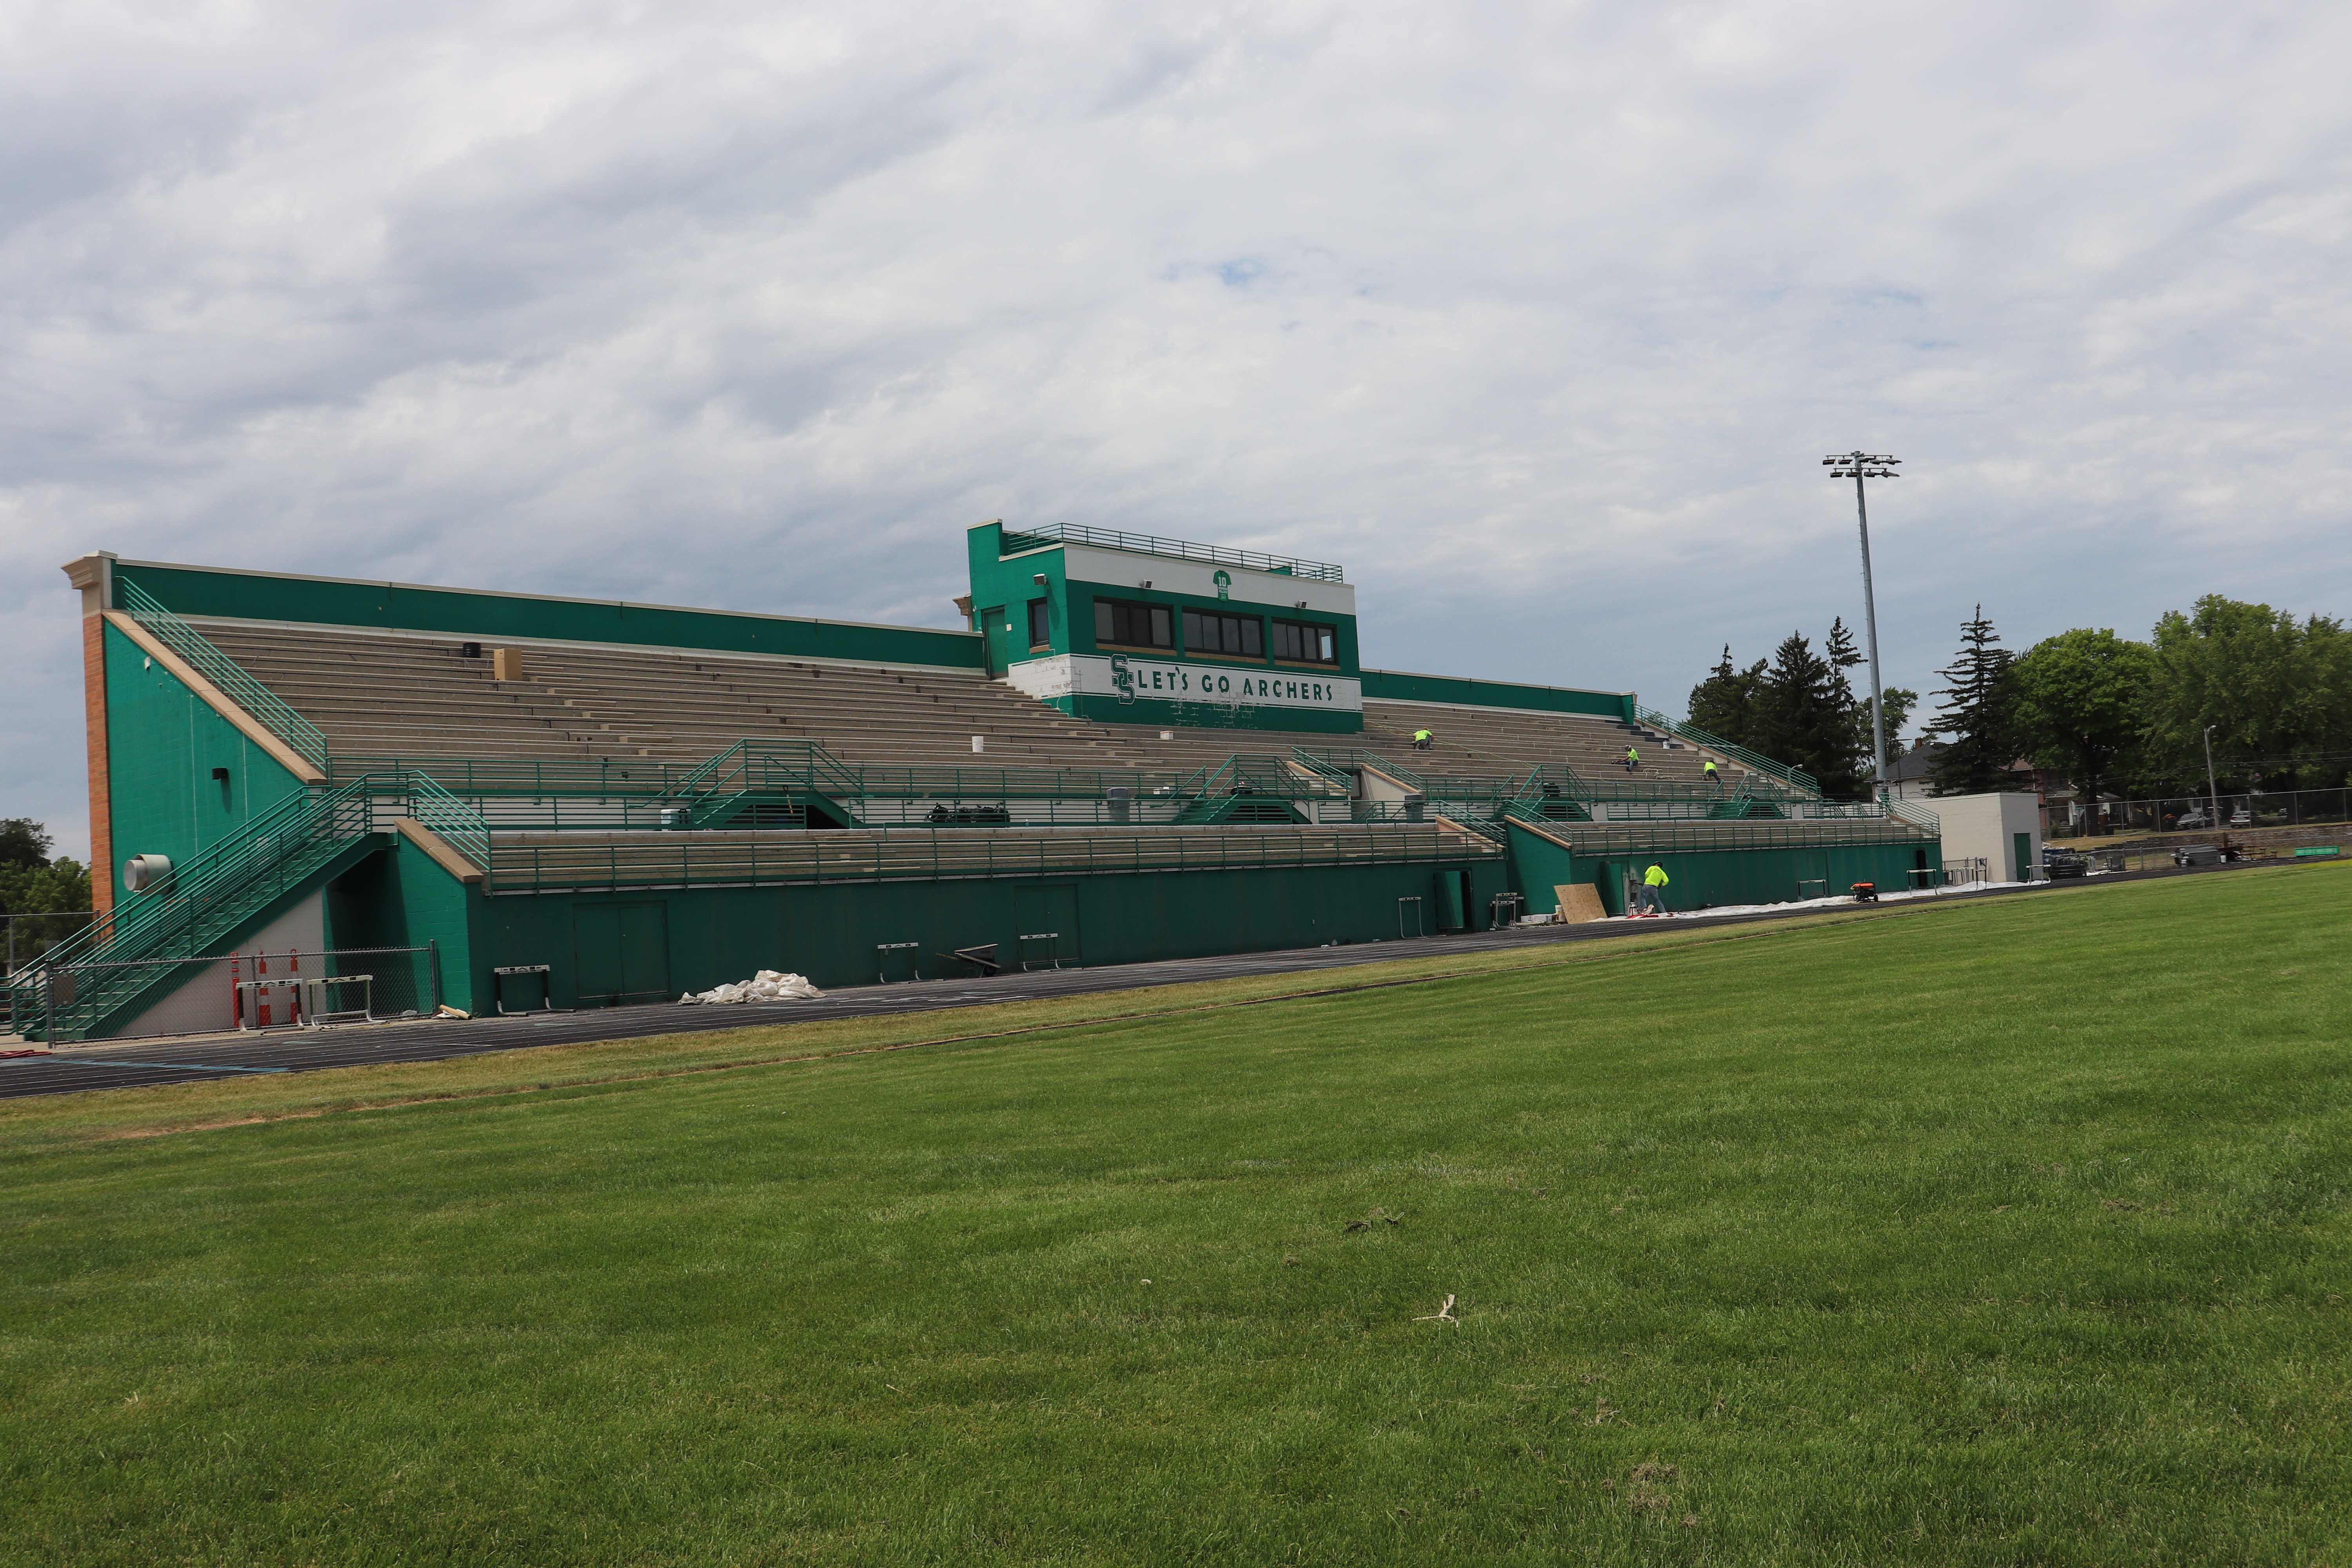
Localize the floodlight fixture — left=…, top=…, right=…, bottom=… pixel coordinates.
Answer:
left=1825, top=450, right=1902, bottom=799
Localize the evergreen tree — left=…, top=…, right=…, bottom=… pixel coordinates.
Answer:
left=1755, top=632, right=1866, bottom=799
left=1684, top=645, right=1766, bottom=750
left=1823, top=616, right=1916, bottom=778
left=1928, top=606, right=2022, bottom=796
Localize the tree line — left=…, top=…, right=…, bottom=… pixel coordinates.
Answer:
left=1684, top=618, right=1917, bottom=799
left=1686, top=595, right=2352, bottom=807
left=0, top=818, right=93, bottom=969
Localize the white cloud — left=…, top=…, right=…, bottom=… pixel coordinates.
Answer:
left=7, top=0, right=2352, bottom=858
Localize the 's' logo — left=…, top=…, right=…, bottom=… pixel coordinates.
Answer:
left=1110, top=654, right=1135, bottom=704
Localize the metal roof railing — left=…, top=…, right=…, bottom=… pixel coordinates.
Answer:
left=999, top=521, right=1345, bottom=583
left=1630, top=704, right=1820, bottom=798
left=117, top=579, right=330, bottom=768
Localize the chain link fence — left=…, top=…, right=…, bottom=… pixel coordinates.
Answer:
left=2047, top=785, right=2352, bottom=841
left=10, top=943, right=438, bottom=1045
left=3, top=910, right=98, bottom=978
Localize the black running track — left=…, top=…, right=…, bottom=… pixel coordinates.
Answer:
left=0, top=862, right=2264, bottom=1100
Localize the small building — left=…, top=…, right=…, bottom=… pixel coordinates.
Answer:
left=1932, top=792, right=2042, bottom=885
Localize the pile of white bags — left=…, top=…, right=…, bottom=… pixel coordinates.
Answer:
left=678, top=969, right=825, bottom=1005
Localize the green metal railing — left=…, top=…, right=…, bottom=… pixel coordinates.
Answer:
left=327, top=757, right=688, bottom=796
left=1888, top=799, right=1941, bottom=832
left=404, top=773, right=494, bottom=874
left=118, top=579, right=330, bottom=768
left=1179, top=753, right=1338, bottom=802
left=1630, top=704, right=1819, bottom=797
left=491, top=824, right=1498, bottom=893
left=1491, top=800, right=1925, bottom=853
left=999, top=521, right=1345, bottom=583
left=5, top=773, right=489, bottom=1041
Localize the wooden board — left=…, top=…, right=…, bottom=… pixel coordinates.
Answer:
left=1553, top=884, right=1608, bottom=924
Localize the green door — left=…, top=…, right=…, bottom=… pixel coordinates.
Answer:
left=1013, top=885, right=1081, bottom=968
left=979, top=606, right=1014, bottom=677
left=2014, top=832, right=2034, bottom=883
left=573, top=901, right=671, bottom=1007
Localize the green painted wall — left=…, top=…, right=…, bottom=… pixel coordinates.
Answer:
left=1504, top=822, right=1938, bottom=918
left=111, top=561, right=983, bottom=671
left=1577, top=840, right=1940, bottom=916
left=1361, top=669, right=1634, bottom=720
left=482, top=854, right=1510, bottom=1001
left=1501, top=824, right=1583, bottom=915
left=102, top=618, right=309, bottom=907
left=325, top=839, right=488, bottom=1015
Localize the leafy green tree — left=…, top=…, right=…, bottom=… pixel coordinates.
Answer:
left=0, top=820, right=91, bottom=968
left=0, top=818, right=52, bottom=869
left=1929, top=607, right=2022, bottom=797
left=1685, top=645, right=1767, bottom=750
left=2143, top=597, right=2352, bottom=790
left=2010, top=629, right=2158, bottom=833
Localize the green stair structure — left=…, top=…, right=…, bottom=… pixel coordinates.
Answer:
left=7, top=774, right=486, bottom=1044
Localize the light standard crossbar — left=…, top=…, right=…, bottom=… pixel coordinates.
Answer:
left=1824, top=451, right=1900, bottom=799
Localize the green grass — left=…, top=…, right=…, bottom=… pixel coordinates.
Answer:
left=3, top=867, right=2349, bottom=1565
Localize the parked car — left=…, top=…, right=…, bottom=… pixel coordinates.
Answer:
left=2229, top=808, right=2251, bottom=827
left=2042, top=847, right=2089, bottom=878
left=2174, top=809, right=2210, bottom=829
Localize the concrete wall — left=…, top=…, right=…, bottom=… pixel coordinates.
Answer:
left=107, top=890, right=327, bottom=1040
left=1935, top=793, right=2042, bottom=884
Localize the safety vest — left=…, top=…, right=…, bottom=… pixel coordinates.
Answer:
left=1703, top=760, right=1719, bottom=775
left=1626, top=748, right=1638, bottom=760
left=1644, top=865, right=1669, bottom=886
left=1414, top=730, right=1432, bottom=742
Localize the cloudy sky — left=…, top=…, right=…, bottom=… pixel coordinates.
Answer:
left=6, top=1, right=2350, bottom=860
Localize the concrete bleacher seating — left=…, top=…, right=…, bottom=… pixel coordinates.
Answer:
left=194, top=618, right=1734, bottom=788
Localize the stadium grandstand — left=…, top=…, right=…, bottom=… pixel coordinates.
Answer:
left=17, top=522, right=1940, bottom=1042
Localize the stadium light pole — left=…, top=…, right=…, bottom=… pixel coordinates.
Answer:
left=1824, top=452, right=1900, bottom=800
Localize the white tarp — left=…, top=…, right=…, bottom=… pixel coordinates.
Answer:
left=678, top=969, right=825, bottom=1005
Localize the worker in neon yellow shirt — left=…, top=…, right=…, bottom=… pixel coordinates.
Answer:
left=1637, top=862, right=1670, bottom=916
left=1702, top=758, right=1720, bottom=788
left=1622, top=745, right=1640, bottom=773
left=1412, top=728, right=1434, bottom=751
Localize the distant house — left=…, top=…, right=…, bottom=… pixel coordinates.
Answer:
left=1886, top=739, right=1944, bottom=802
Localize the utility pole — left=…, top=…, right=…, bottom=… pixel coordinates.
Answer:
left=1824, top=452, right=1900, bottom=799
left=2203, top=725, right=2221, bottom=831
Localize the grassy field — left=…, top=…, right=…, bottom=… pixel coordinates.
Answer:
left=2, top=866, right=2348, bottom=1565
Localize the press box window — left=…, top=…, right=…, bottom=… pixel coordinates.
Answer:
left=1027, top=598, right=1051, bottom=647
left=1272, top=619, right=1338, bottom=663
left=1182, top=609, right=1262, bottom=657
left=1094, top=597, right=1172, bottom=648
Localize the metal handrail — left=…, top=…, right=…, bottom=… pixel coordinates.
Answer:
left=1887, top=798, right=1941, bottom=832
left=998, top=521, right=1345, bottom=583
left=117, top=579, right=330, bottom=767
left=487, top=823, right=1499, bottom=893
left=1493, top=802, right=1926, bottom=853
left=1630, top=704, right=1819, bottom=797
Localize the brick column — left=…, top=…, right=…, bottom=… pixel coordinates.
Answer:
left=62, top=554, right=116, bottom=917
